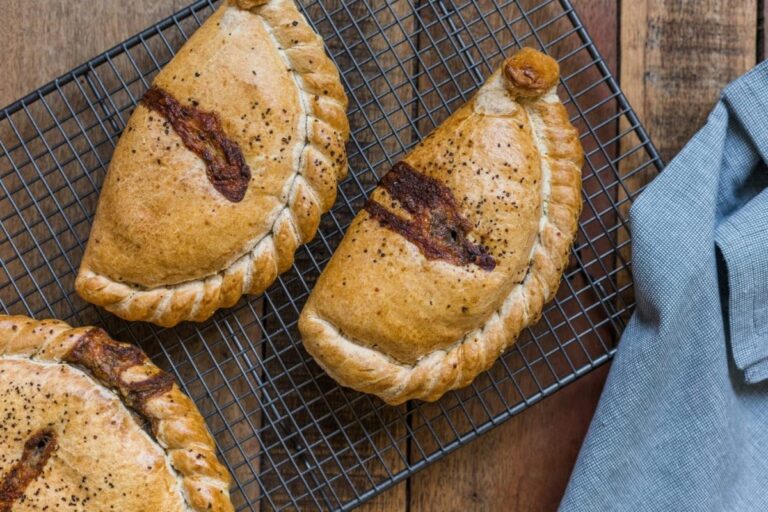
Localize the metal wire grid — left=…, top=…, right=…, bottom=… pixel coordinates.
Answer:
left=0, top=0, right=662, bottom=509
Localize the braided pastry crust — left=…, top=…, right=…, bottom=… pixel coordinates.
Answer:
left=76, top=0, right=348, bottom=326
left=0, top=315, right=233, bottom=511
left=300, top=49, right=583, bottom=405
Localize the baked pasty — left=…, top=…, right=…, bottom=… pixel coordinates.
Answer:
left=0, top=315, right=232, bottom=511
left=299, top=48, right=583, bottom=405
left=75, top=0, right=349, bottom=327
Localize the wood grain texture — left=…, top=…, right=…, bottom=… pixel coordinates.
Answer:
left=620, top=0, right=757, bottom=162
left=0, top=0, right=190, bottom=107
left=762, top=0, right=767, bottom=61
left=410, top=366, right=609, bottom=512
left=573, top=0, right=618, bottom=76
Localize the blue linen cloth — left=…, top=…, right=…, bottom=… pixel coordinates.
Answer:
left=560, top=61, right=768, bottom=511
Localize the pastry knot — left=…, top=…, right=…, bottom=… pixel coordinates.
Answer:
left=503, top=47, right=560, bottom=98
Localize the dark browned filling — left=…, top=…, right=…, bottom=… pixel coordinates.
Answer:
left=142, top=86, right=251, bottom=202
left=365, top=162, right=496, bottom=271
left=0, top=429, right=58, bottom=511
left=65, top=328, right=174, bottom=418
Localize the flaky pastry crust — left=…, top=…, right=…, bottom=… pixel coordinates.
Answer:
left=299, top=48, right=583, bottom=405
left=75, top=0, right=349, bottom=327
left=0, top=315, right=233, bottom=511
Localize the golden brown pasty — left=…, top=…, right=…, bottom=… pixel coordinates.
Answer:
left=299, top=48, right=583, bottom=405
left=76, top=0, right=349, bottom=327
left=0, top=315, right=232, bottom=511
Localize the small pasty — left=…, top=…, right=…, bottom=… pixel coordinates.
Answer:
left=0, top=315, right=232, bottom=511
left=299, top=48, right=583, bottom=405
left=76, top=0, right=349, bottom=326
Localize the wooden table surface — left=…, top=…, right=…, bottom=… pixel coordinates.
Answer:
left=0, top=1, right=762, bottom=510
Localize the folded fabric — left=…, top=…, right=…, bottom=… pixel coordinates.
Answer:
left=560, top=62, right=768, bottom=511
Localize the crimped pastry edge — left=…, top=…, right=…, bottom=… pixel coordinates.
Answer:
left=75, top=0, right=349, bottom=327
left=299, top=56, right=583, bottom=405
left=0, top=314, right=234, bottom=511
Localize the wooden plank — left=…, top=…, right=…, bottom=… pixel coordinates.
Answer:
left=410, top=366, right=609, bottom=511
left=0, top=0, right=190, bottom=106
left=572, top=1, right=618, bottom=75
left=406, top=1, right=617, bottom=511
left=761, top=0, right=767, bottom=63
left=620, top=0, right=756, bottom=163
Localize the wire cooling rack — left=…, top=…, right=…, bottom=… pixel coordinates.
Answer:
left=0, top=0, right=662, bottom=509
